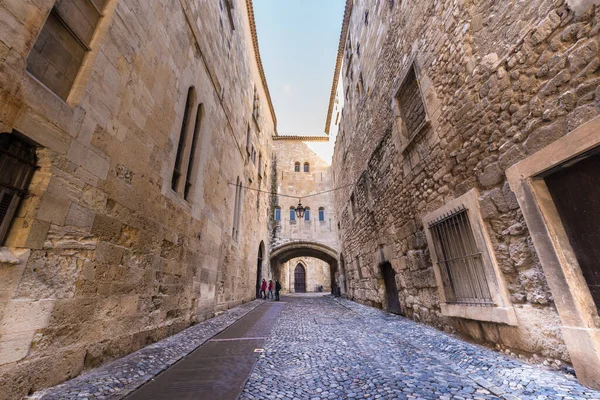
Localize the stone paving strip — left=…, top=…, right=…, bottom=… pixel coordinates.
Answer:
left=240, top=296, right=600, bottom=400
left=27, top=300, right=263, bottom=400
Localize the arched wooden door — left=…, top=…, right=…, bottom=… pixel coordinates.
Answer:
left=294, top=264, right=306, bottom=293
left=381, top=262, right=402, bottom=314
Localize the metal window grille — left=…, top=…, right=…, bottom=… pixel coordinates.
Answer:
left=428, top=206, right=494, bottom=306
left=0, top=134, right=36, bottom=244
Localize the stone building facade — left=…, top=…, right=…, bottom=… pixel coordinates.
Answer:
left=330, top=0, right=600, bottom=388
left=0, top=0, right=276, bottom=398
left=270, top=138, right=340, bottom=293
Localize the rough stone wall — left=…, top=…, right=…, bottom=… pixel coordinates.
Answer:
left=279, top=257, right=331, bottom=294
left=0, top=0, right=273, bottom=398
left=272, top=140, right=338, bottom=250
left=333, top=0, right=600, bottom=367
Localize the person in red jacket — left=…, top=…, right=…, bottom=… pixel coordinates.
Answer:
left=260, top=278, right=267, bottom=299
left=268, top=280, right=274, bottom=299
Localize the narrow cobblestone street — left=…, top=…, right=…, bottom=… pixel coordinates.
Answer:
left=241, top=296, right=600, bottom=400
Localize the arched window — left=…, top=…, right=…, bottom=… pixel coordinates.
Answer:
left=172, top=87, right=196, bottom=192
left=304, top=162, right=310, bottom=172
left=184, top=103, right=204, bottom=201
left=274, top=206, right=281, bottom=221
left=294, top=162, right=300, bottom=172
left=319, top=207, right=325, bottom=221
left=232, top=177, right=242, bottom=241
left=0, top=133, right=36, bottom=244
left=304, top=207, right=310, bottom=221
left=289, top=207, right=296, bottom=221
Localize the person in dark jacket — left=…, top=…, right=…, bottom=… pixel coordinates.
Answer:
left=260, top=278, right=267, bottom=299
left=275, top=280, right=282, bottom=301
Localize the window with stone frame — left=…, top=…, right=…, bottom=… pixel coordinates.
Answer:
left=232, top=176, right=242, bottom=241
left=0, top=133, right=37, bottom=245
left=289, top=207, right=296, bottom=223
left=27, top=0, right=108, bottom=101
left=252, top=86, right=260, bottom=131
left=304, top=162, right=310, bottom=173
left=172, top=87, right=196, bottom=193
left=274, top=206, right=281, bottom=221
left=392, top=62, right=429, bottom=153
left=422, top=189, right=516, bottom=325
left=319, top=207, right=325, bottom=222
left=223, top=0, right=235, bottom=30
left=294, top=162, right=300, bottom=172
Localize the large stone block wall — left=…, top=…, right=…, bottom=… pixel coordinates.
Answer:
left=272, top=140, right=338, bottom=250
left=333, top=0, right=600, bottom=369
left=279, top=257, right=332, bottom=294
left=0, top=0, right=274, bottom=398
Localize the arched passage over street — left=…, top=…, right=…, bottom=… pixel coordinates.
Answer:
left=269, top=241, right=342, bottom=294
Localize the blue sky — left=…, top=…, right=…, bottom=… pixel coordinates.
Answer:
left=253, top=0, right=346, bottom=147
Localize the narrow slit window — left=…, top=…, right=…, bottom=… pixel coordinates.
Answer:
left=184, top=104, right=203, bottom=202
left=172, top=87, right=196, bottom=193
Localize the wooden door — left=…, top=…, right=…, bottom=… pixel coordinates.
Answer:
left=294, top=264, right=306, bottom=293
left=382, top=262, right=402, bottom=315
left=545, top=149, right=600, bottom=310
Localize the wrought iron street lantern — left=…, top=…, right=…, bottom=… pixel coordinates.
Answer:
left=295, top=199, right=305, bottom=219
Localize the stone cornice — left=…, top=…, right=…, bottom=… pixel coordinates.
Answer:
left=324, top=0, right=353, bottom=135
left=273, top=135, right=330, bottom=142
left=246, top=0, right=278, bottom=135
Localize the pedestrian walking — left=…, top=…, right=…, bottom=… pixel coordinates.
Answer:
left=268, top=280, right=274, bottom=299
left=275, top=279, right=281, bottom=301
left=260, top=278, right=267, bottom=299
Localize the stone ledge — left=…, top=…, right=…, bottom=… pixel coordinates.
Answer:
left=26, top=300, right=264, bottom=400
left=0, top=248, right=21, bottom=265
left=441, top=303, right=519, bottom=326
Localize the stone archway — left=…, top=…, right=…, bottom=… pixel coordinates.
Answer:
left=256, top=241, right=265, bottom=299
left=270, top=241, right=340, bottom=294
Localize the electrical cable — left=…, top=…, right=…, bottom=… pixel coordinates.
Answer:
left=227, top=181, right=356, bottom=199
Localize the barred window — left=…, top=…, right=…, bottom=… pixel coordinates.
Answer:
left=0, top=134, right=36, bottom=244
left=428, top=206, right=493, bottom=306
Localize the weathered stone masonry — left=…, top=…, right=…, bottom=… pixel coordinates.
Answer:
left=331, top=0, right=600, bottom=388
left=0, top=0, right=275, bottom=398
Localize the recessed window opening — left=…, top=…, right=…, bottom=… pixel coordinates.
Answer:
left=319, top=207, right=325, bottom=221
left=429, top=206, right=494, bottom=306
left=304, top=162, right=310, bottom=173
left=0, top=133, right=37, bottom=244
left=304, top=207, right=310, bottom=221
left=274, top=206, right=281, bottom=221
left=294, top=162, right=300, bottom=172
left=184, top=103, right=204, bottom=201
left=289, top=207, right=296, bottom=221
left=172, top=87, right=196, bottom=192
left=26, top=0, right=109, bottom=100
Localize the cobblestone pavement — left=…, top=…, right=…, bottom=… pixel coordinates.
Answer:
left=28, top=300, right=263, bottom=400
left=240, top=296, right=600, bottom=400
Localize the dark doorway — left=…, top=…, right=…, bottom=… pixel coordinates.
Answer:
left=544, top=148, right=600, bottom=310
left=294, top=264, right=306, bottom=293
left=256, top=242, right=264, bottom=299
left=381, top=262, right=402, bottom=314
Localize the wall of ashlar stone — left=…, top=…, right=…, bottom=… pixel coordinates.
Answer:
left=333, top=0, right=600, bottom=371
left=279, top=257, right=331, bottom=294
left=271, top=140, right=338, bottom=250
left=0, top=0, right=274, bottom=398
